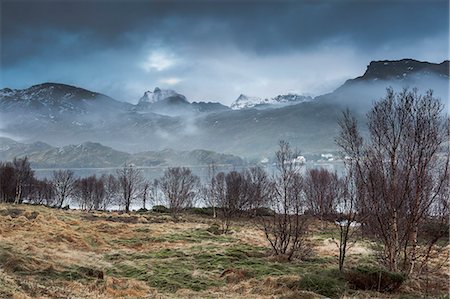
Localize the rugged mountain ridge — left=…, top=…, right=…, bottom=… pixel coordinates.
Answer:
left=0, top=82, right=129, bottom=114
left=1, top=59, right=448, bottom=158
left=349, top=59, right=449, bottom=82
left=135, top=87, right=229, bottom=116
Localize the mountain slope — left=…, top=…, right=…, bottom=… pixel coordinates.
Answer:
left=0, top=138, right=244, bottom=168
left=0, top=82, right=130, bottom=114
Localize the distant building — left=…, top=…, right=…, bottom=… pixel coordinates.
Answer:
left=293, top=155, right=306, bottom=164
left=260, top=158, right=269, bottom=165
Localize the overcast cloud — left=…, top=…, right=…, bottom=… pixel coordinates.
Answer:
left=1, top=0, right=448, bottom=104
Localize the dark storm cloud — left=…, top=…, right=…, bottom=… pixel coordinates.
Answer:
left=3, top=1, right=448, bottom=60
left=1, top=0, right=448, bottom=102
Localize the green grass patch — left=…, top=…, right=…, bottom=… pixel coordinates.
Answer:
left=105, top=243, right=333, bottom=292
left=147, top=261, right=223, bottom=292
left=298, top=269, right=347, bottom=298
left=107, top=263, right=148, bottom=280
left=167, top=228, right=234, bottom=243
left=344, top=265, right=406, bottom=292
left=111, top=228, right=234, bottom=247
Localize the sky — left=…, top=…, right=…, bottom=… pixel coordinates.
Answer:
left=1, top=0, right=449, bottom=105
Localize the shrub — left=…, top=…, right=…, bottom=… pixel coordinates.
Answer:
left=186, top=207, right=214, bottom=216
left=298, top=272, right=346, bottom=298
left=206, top=223, right=222, bottom=235
left=251, top=207, right=275, bottom=217
left=345, top=265, right=406, bottom=292
left=152, top=205, right=169, bottom=213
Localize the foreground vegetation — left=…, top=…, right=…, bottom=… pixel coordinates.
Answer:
left=0, top=203, right=447, bottom=298
left=0, top=88, right=448, bottom=297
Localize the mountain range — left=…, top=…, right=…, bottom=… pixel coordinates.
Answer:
left=1, top=59, right=448, bottom=161
left=0, top=137, right=243, bottom=168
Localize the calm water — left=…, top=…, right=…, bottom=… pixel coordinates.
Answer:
left=33, top=161, right=345, bottom=181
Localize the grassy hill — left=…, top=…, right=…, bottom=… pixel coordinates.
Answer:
left=0, top=204, right=447, bottom=298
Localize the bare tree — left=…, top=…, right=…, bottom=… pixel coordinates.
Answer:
left=0, top=162, right=16, bottom=203
left=92, top=177, right=105, bottom=210
left=116, top=164, right=143, bottom=213
left=333, top=166, right=361, bottom=272
left=52, top=169, right=76, bottom=208
left=416, top=169, right=449, bottom=275
left=260, top=140, right=309, bottom=260
left=29, top=178, right=55, bottom=206
left=74, top=175, right=105, bottom=211
left=223, top=171, right=250, bottom=232
left=74, top=176, right=96, bottom=210
left=245, top=166, right=273, bottom=216
left=13, top=157, right=34, bottom=204
left=160, top=167, right=199, bottom=216
left=0, top=158, right=34, bottom=204
left=101, top=174, right=119, bottom=211
left=204, top=163, right=218, bottom=218
left=141, top=180, right=150, bottom=210
left=304, top=167, right=340, bottom=224
left=337, top=88, right=449, bottom=274
left=211, top=172, right=228, bottom=231
left=148, top=179, right=160, bottom=206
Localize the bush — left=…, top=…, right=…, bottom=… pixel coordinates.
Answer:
left=206, top=223, right=222, bottom=235
left=152, top=205, right=170, bottom=213
left=298, top=272, right=346, bottom=298
left=185, top=207, right=214, bottom=216
left=345, top=265, right=406, bottom=292
left=251, top=207, right=275, bottom=217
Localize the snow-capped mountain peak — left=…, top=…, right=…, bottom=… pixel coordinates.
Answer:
left=138, top=87, right=187, bottom=104
left=230, top=94, right=263, bottom=110
left=230, top=93, right=312, bottom=110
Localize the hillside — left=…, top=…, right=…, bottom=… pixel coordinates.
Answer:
left=0, top=138, right=244, bottom=168
left=0, top=204, right=447, bottom=298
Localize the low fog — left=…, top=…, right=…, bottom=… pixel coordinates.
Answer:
left=0, top=70, right=447, bottom=162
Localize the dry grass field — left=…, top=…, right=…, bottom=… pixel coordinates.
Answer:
left=0, top=204, right=447, bottom=299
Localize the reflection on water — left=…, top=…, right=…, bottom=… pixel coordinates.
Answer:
left=34, top=162, right=346, bottom=181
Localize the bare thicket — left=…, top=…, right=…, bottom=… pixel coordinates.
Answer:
left=52, top=169, right=76, bottom=208
left=160, top=167, right=200, bottom=216
left=29, top=178, right=55, bottom=206
left=74, top=175, right=105, bottom=211
left=101, top=174, right=119, bottom=210
left=0, top=158, right=35, bottom=204
left=245, top=166, right=273, bottom=216
left=260, top=140, right=309, bottom=260
left=12, top=157, right=34, bottom=204
left=304, top=167, right=339, bottom=223
left=337, top=88, right=449, bottom=274
left=0, top=162, right=17, bottom=202
left=204, top=163, right=218, bottom=218
left=221, top=171, right=250, bottom=233
left=117, top=164, right=143, bottom=213
left=148, top=179, right=160, bottom=206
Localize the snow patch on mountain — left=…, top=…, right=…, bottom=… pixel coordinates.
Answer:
left=230, top=93, right=313, bottom=110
